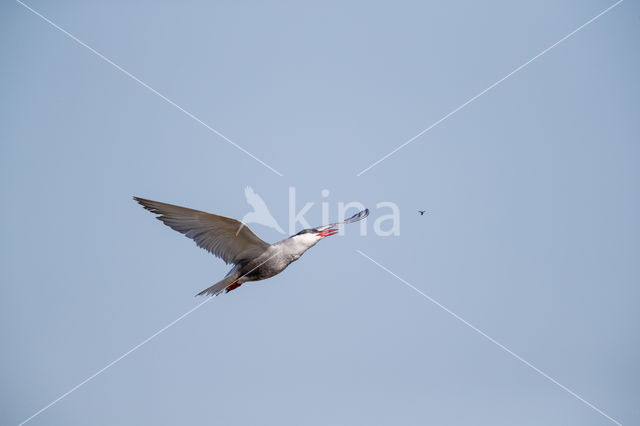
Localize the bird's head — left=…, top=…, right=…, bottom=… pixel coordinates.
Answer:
left=296, top=227, right=339, bottom=238
left=290, top=227, right=339, bottom=245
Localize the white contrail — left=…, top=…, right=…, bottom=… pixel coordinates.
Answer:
left=357, top=249, right=622, bottom=426
left=15, top=0, right=284, bottom=176
left=357, top=0, right=624, bottom=176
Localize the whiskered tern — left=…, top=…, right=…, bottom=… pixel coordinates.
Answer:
left=134, top=197, right=369, bottom=296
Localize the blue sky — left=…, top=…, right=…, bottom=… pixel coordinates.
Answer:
left=1, top=1, right=639, bottom=425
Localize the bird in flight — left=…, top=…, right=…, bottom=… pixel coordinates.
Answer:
left=134, top=197, right=369, bottom=296
left=418, top=210, right=426, bottom=215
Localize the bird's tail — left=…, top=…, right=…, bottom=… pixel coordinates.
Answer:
left=195, top=275, right=237, bottom=297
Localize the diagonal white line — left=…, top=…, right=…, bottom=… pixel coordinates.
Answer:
left=356, top=249, right=622, bottom=426
left=15, top=0, right=284, bottom=177
left=356, top=0, right=625, bottom=176
left=17, top=252, right=281, bottom=425
left=17, top=298, right=212, bottom=426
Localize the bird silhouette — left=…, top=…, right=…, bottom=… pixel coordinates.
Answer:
left=241, top=186, right=285, bottom=234
left=418, top=210, right=426, bottom=215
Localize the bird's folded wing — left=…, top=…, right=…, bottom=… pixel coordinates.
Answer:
left=315, top=208, right=369, bottom=231
left=134, top=197, right=270, bottom=264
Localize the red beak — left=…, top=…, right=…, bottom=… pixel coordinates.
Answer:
left=316, top=228, right=339, bottom=238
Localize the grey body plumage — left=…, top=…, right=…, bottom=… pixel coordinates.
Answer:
left=134, top=197, right=369, bottom=296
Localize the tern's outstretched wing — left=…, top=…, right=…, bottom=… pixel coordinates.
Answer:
left=134, top=197, right=270, bottom=264
left=315, top=209, right=370, bottom=232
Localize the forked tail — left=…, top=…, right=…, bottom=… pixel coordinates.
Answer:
left=196, top=275, right=238, bottom=297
